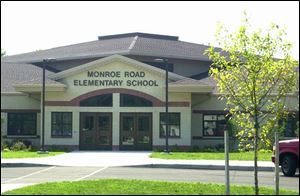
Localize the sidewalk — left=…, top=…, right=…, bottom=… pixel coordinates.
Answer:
left=1, top=151, right=275, bottom=171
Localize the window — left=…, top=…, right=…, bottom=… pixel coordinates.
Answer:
left=282, top=113, right=299, bottom=137
left=203, top=114, right=227, bottom=137
left=80, top=94, right=112, bottom=107
left=142, top=61, right=174, bottom=72
left=160, top=113, right=180, bottom=138
left=120, top=94, right=152, bottom=107
left=51, top=112, right=72, bottom=137
left=7, top=113, right=36, bottom=136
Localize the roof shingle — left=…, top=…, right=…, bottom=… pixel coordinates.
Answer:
left=1, top=33, right=212, bottom=63
left=1, top=62, right=62, bottom=92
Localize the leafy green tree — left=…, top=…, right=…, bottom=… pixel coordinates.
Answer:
left=205, top=12, right=298, bottom=195
left=1, top=48, right=6, bottom=57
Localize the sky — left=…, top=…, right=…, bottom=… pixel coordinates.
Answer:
left=1, top=1, right=299, bottom=59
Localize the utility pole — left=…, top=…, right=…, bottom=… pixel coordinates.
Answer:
left=275, top=132, right=279, bottom=195
left=224, top=129, right=230, bottom=195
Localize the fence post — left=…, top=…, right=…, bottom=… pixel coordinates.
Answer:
left=275, top=132, right=279, bottom=195
left=225, top=129, right=230, bottom=195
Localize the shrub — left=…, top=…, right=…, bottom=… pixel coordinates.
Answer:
left=10, top=141, right=29, bottom=152
left=189, top=145, right=201, bottom=152
left=1, top=141, right=10, bottom=151
left=215, top=144, right=224, bottom=152
left=258, top=149, right=272, bottom=153
left=203, top=145, right=218, bottom=152
left=3, top=148, right=10, bottom=152
left=22, top=140, right=32, bottom=148
left=171, top=144, right=181, bottom=152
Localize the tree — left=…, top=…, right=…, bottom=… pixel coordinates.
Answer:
left=205, top=12, right=299, bottom=195
left=1, top=48, right=6, bottom=57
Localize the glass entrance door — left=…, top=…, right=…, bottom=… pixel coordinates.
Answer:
left=80, top=112, right=112, bottom=150
left=120, top=113, right=152, bottom=150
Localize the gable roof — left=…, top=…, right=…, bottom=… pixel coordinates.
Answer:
left=1, top=32, right=212, bottom=63
left=1, top=62, right=64, bottom=92
left=48, top=54, right=186, bottom=81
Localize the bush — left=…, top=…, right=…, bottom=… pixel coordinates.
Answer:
left=258, top=149, right=272, bottom=153
left=10, top=141, right=30, bottom=152
left=3, top=148, right=10, bottom=152
left=1, top=141, right=10, bottom=151
left=203, top=145, right=218, bottom=152
left=215, top=144, right=224, bottom=152
left=170, top=144, right=181, bottom=152
left=189, top=145, right=201, bottom=152
left=22, top=140, right=32, bottom=148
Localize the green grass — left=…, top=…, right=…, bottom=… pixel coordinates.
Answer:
left=1, top=151, right=65, bottom=158
left=150, top=152, right=272, bottom=161
left=2, top=179, right=297, bottom=195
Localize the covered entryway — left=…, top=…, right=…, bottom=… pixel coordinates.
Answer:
left=80, top=112, right=112, bottom=150
left=120, top=113, right=152, bottom=151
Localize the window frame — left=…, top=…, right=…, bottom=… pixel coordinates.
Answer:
left=203, top=114, right=227, bottom=137
left=159, top=112, right=181, bottom=138
left=7, top=112, right=37, bottom=136
left=80, top=94, right=113, bottom=107
left=120, top=94, right=153, bottom=107
left=51, top=112, right=73, bottom=138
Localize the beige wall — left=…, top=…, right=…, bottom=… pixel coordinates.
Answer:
left=192, top=94, right=299, bottom=111
left=43, top=59, right=192, bottom=147
left=1, top=93, right=40, bottom=110
left=44, top=94, right=191, bottom=146
left=46, top=60, right=167, bottom=102
left=1, top=112, right=7, bottom=135
left=191, top=113, right=203, bottom=137
left=192, top=94, right=226, bottom=111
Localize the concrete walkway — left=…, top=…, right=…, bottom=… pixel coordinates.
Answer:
left=1, top=151, right=275, bottom=171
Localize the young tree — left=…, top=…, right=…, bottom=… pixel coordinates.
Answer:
left=1, top=48, right=6, bottom=57
left=205, top=13, right=299, bottom=195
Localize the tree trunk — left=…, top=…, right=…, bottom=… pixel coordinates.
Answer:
left=254, top=115, right=259, bottom=195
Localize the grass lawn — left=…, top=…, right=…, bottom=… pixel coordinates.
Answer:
left=2, top=179, right=298, bottom=195
left=150, top=152, right=272, bottom=161
left=1, top=151, right=65, bottom=158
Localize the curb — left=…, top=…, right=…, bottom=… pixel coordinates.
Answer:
left=1, top=163, right=53, bottom=167
left=118, top=164, right=274, bottom=172
left=1, top=163, right=274, bottom=172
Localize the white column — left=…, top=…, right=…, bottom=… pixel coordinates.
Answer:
left=112, top=93, right=120, bottom=150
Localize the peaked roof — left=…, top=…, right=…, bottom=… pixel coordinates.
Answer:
left=48, top=54, right=186, bottom=81
left=2, top=32, right=212, bottom=63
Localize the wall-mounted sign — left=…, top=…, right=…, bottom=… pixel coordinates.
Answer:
left=73, top=71, right=159, bottom=87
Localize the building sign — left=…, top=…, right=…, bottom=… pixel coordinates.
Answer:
left=73, top=71, right=159, bottom=87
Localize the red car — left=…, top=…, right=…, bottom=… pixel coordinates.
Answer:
left=272, top=138, right=299, bottom=176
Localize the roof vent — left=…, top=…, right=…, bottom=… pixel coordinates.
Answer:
left=98, top=32, right=179, bottom=41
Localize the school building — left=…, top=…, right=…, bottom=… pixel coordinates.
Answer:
left=1, top=33, right=298, bottom=151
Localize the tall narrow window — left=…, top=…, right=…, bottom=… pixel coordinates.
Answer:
left=51, top=112, right=72, bottom=137
left=7, top=113, right=37, bottom=136
left=120, top=94, right=152, bottom=107
left=159, top=113, right=181, bottom=138
left=80, top=94, right=112, bottom=107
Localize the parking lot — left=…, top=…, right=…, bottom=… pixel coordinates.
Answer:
left=1, top=165, right=299, bottom=193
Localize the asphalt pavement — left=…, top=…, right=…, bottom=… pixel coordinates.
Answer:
left=2, top=151, right=294, bottom=194
left=1, top=166, right=299, bottom=193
